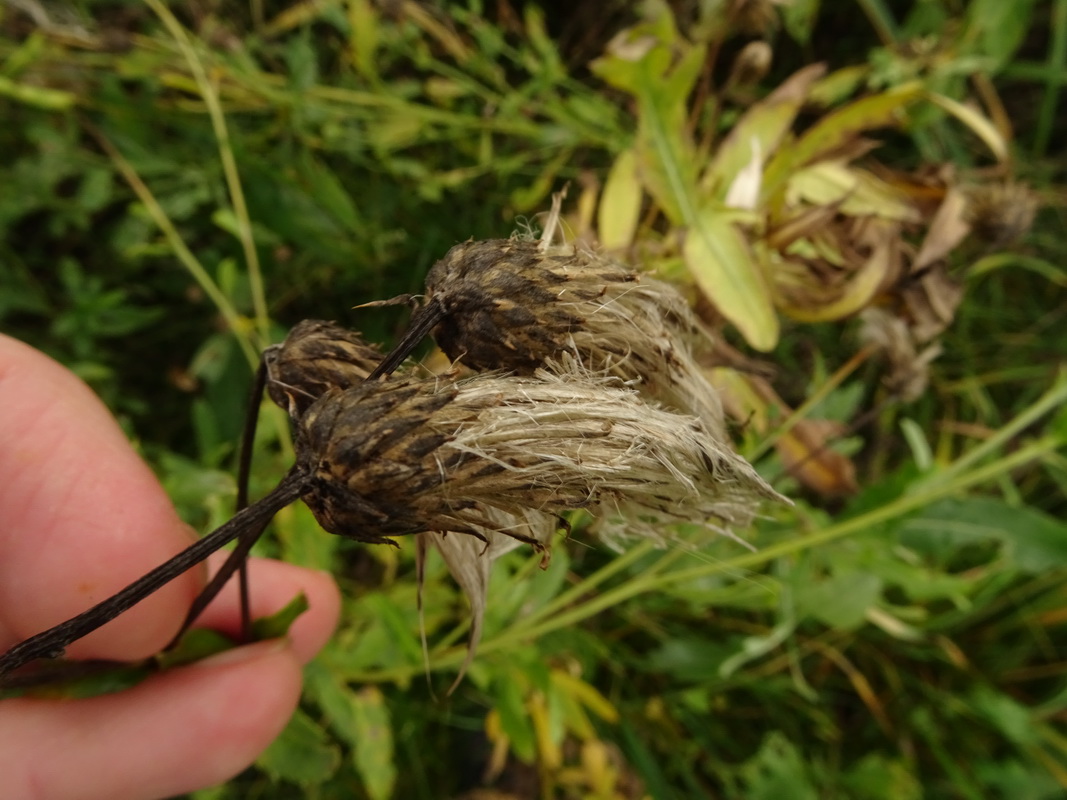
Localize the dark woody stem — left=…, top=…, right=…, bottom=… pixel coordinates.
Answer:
left=0, top=467, right=309, bottom=680
left=365, top=301, right=446, bottom=380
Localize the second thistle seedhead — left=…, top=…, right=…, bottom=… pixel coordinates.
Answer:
left=424, top=237, right=637, bottom=372
left=265, top=319, right=382, bottom=418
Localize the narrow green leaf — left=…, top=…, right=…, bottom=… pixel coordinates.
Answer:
left=0, top=74, right=75, bottom=110
left=251, top=592, right=309, bottom=641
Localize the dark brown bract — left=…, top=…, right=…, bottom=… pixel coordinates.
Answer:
left=425, top=238, right=636, bottom=372
left=265, top=319, right=383, bottom=417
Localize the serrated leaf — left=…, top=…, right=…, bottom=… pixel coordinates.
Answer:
left=896, top=497, right=1067, bottom=572
left=258, top=708, right=341, bottom=785
left=598, top=148, right=642, bottom=249
left=684, top=208, right=778, bottom=350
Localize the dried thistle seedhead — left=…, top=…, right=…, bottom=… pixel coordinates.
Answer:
left=966, top=181, right=1039, bottom=246
left=413, top=235, right=732, bottom=440
left=264, top=319, right=382, bottom=417
left=424, top=237, right=623, bottom=372
left=295, top=364, right=784, bottom=554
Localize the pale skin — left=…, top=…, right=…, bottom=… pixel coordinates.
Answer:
left=0, top=334, right=342, bottom=800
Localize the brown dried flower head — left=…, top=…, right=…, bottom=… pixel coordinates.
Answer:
left=966, top=181, right=1039, bottom=247
left=296, top=362, right=784, bottom=554
left=376, top=210, right=733, bottom=443
left=265, top=319, right=383, bottom=417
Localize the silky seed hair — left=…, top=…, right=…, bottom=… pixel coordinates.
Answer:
left=295, top=360, right=784, bottom=552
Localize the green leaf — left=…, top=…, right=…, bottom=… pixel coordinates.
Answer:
left=158, top=628, right=235, bottom=669
left=258, top=708, right=341, bottom=785
left=896, top=497, right=1067, bottom=572
left=305, top=661, right=396, bottom=799
left=251, top=592, right=310, bottom=641
left=684, top=208, right=778, bottom=350
left=740, top=733, right=820, bottom=800
left=350, top=687, right=397, bottom=800
left=0, top=74, right=75, bottom=110
left=781, top=0, right=823, bottom=45
left=962, top=0, right=1041, bottom=72
left=795, top=571, right=883, bottom=629
left=969, top=686, right=1039, bottom=748
left=495, top=672, right=536, bottom=762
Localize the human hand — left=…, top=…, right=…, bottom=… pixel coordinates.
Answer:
left=0, top=333, right=341, bottom=799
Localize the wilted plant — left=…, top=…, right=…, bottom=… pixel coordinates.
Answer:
left=0, top=293, right=783, bottom=682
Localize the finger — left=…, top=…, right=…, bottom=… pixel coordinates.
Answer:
left=194, top=554, right=342, bottom=663
left=0, top=640, right=302, bottom=800
left=0, top=335, right=201, bottom=659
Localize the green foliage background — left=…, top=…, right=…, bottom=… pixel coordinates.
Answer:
left=2, top=0, right=1067, bottom=797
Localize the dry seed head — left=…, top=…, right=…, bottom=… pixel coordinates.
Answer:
left=295, top=364, right=784, bottom=551
left=424, top=237, right=732, bottom=441
left=264, top=319, right=383, bottom=417
left=966, top=181, right=1039, bottom=246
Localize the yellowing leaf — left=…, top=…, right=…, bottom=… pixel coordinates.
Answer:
left=704, top=63, right=827, bottom=198
left=779, top=233, right=894, bottom=322
left=551, top=670, right=620, bottom=723
left=599, top=148, right=643, bottom=249
left=350, top=687, right=397, bottom=800
left=925, top=91, right=1009, bottom=162
left=765, top=82, right=923, bottom=196
left=787, top=162, right=919, bottom=221
left=684, top=208, right=778, bottom=351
